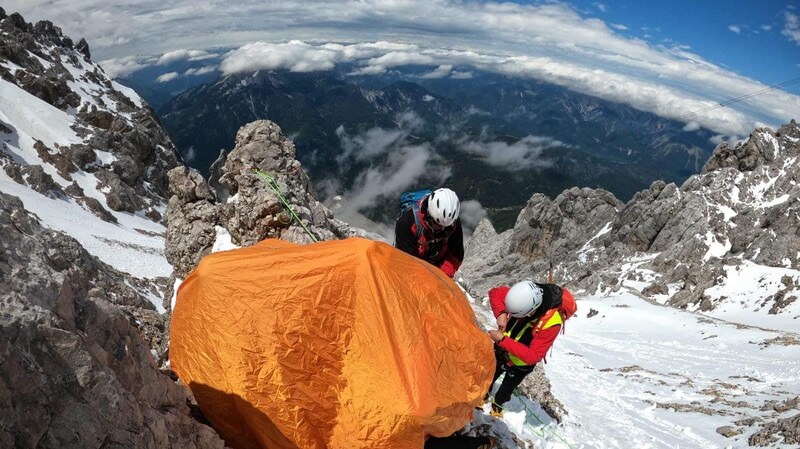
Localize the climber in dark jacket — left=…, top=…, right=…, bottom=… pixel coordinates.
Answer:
left=394, top=188, right=464, bottom=278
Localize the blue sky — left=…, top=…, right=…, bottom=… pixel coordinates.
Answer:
left=565, top=0, right=799, bottom=93
left=8, top=0, right=800, bottom=136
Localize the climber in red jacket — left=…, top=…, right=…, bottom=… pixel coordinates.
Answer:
left=486, top=280, right=566, bottom=418
left=394, top=188, right=464, bottom=278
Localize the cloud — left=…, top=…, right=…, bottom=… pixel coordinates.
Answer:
left=466, top=106, right=490, bottom=116
left=184, top=146, right=197, bottom=163
left=334, top=113, right=451, bottom=217
left=420, top=64, right=453, bottom=79
left=593, top=3, right=607, bottom=13
left=346, top=143, right=444, bottom=213
left=98, top=56, right=152, bottom=78
left=156, top=72, right=180, bottom=83
left=157, top=49, right=217, bottom=65
left=728, top=25, right=741, bottom=34
left=184, top=65, right=218, bottom=76
left=783, top=12, right=800, bottom=44
left=450, top=71, right=473, bottom=79
left=458, top=199, right=488, bottom=233
left=221, top=41, right=350, bottom=74
left=336, top=126, right=407, bottom=162
left=461, top=135, right=561, bottom=171
left=709, top=134, right=745, bottom=147
left=9, top=1, right=800, bottom=136
left=762, top=25, right=773, bottom=31
left=610, top=23, right=628, bottom=31
left=683, top=121, right=701, bottom=132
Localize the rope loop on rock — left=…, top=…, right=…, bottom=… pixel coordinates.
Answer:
left=250, top=167, right=319, bottom=242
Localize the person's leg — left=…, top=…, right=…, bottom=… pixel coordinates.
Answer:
left=492, top=365, right=534, bottom=410
left=485, top=349, right=506, bottom=400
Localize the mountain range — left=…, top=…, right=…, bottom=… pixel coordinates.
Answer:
left=140, top=66, right=716, bottom=229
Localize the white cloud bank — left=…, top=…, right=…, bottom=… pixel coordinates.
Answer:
left=332, top=113, right=451, bottom=217
left=461, top=136, right=562, bottom=171
left=11, top=0, right=800, bottom=136
left=157, top=49, right=217, bottom=65
left=156, top=72, right=179, bottom=83
left=99, top=55, right=154, bottom=78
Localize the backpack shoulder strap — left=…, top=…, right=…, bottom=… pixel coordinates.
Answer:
left=412, top=202, right=424, bottom=239
left=533, top=308, right=562, bottom=335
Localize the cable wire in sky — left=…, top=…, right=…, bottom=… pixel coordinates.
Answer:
left=676, top=76, right=800, bottom=123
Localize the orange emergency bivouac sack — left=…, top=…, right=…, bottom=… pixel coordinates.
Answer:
left=170, top=238, right=493, bottom=449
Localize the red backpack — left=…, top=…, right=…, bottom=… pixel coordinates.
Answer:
left=559, top=288, right=578, bottom=321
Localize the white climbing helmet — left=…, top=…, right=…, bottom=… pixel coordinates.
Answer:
left=426, top=188, right=460, bottom=227
left=505, top=281, right=544, bottom=318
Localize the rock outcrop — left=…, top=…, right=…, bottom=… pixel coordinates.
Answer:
left=165, top=119, right=361, bottom=282
left=462, top=121, right=800, bottom=316
left=0, top=192, right=224, bottom=448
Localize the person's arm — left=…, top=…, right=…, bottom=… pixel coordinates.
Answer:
left=438, top=221, right=464, bottom=277
left=488, top=286, right=510, bottom=317
left=394, top=210, right=418, bottom=257
left=497, top=325, right=560, bottom=365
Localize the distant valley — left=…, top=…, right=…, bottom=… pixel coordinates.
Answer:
left=125, top=65, right=716, bottom=229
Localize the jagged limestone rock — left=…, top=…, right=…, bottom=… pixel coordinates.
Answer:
left=164, top=167, right=218, bottom=280
left=464, top=120, right=800, bottom=313
left=0, top=192, right=224, bottom=449
left=165, top=120, right=361, bottom=280
left=748, top=413, right=800, bottom=447
left=458, top=218, right=518, bottom=298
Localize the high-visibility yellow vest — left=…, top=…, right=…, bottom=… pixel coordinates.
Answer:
left=502, top=310, right=563, bottom=366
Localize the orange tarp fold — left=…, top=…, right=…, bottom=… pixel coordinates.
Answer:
left=170, top=238, right=493, bottom=449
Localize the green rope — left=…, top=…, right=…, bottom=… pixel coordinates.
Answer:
left=487, top=390, right=576, bottom=449
left=252, top=168, right=318, bottom=242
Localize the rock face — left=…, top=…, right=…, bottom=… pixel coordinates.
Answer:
left=461, top=121, right=800, bottom=317
left=0, top=12, right=179, bottom=221
left=0, top=192, right=224, bottom=448
left=165, top=119, right=360, bottom=280
left=0, top=11, right=226, bottom=448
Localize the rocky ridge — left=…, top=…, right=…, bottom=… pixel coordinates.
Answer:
left=0, top=10, right=179, bottom=222
left=461, top=121, right=800, bottom=317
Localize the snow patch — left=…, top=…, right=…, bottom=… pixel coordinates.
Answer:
left=703, top=261, right=800, bottom=331
left=0, top=79, right=80, bottom=150
left=0, top=168, right=171, bottom=279
left=546, top=292, right=800, bottom=449
left=171, top=277, right=183, bottom=311
left=111, top=80, right=144, bottom=108
left=212, top=226, right=240, bottom=252
left=761, top=193, right=790, bottom=208
left=702, top=231, right=731, bottom=262
left=94, top=149, right=117, bottom=166
left=577, top=221, right=613, bottom=263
